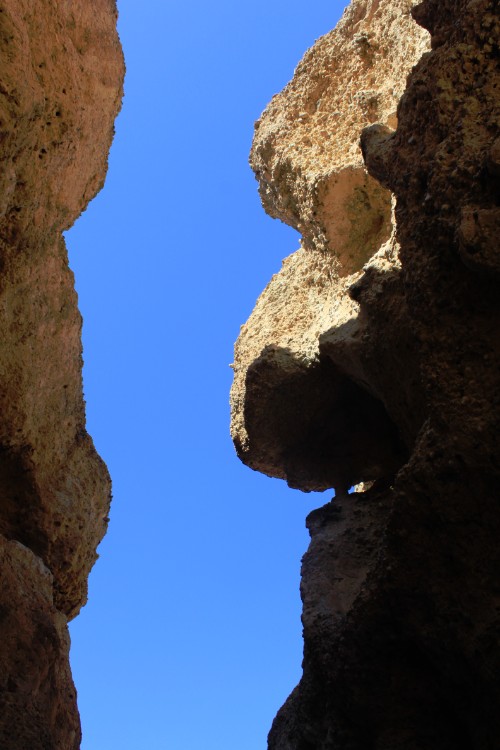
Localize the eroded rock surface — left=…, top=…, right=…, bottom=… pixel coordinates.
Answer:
left=231, top=0, right=428, bottom=495
left=250, top=0, right=427, bottom=272
left=0, top=1, right=124, bottom=746
left=0, top=538, right=80, bottom=749
left=231, top=0, right=500, bottom=747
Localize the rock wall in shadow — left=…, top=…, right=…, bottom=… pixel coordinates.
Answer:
left=231, top=0, right=500, bottom=747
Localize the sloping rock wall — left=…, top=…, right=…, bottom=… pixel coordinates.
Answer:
left=0, top=1, right=124, bottom=746
left=231, top=0, right=500, bottom=747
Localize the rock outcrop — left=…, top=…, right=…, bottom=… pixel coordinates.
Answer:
left=0, top=1, right=124, bottom=746
left=231, top=0, right=429, bottom=495
left=231, top=0, right=500, bottom=747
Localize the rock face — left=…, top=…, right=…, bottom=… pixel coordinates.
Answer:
left=231, top=0, right=500, bottom=747
left=231, top=0, right=429, bottom=495
left=0, top=1, right=124, bottom=746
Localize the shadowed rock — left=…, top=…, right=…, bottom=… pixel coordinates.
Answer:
left=231, top=0, right=500, bottom=747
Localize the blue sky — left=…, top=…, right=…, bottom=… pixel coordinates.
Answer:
left=67, top=2, right=345, bottom=748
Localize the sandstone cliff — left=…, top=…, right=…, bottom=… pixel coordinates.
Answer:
left=231, top=0, right=500, bottom=747
left=0, top=1, right=124, bottom=746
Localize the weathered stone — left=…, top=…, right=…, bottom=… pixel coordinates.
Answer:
left=0, top=538, right=80, bottom=749
left=0, top=0, right=124, bottom=745
left=458, top=205, right=500, bottom=276
left=231, top=0, right=429, bottom=497
left=250, top=0, right=428, bottom=272
left=0, top=0, right=123, bottom=619
left=232, top=0, right=500, bottom=747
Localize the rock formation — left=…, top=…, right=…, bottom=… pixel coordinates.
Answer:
left=231, top=0, right=500, bottom=747
left=0, top=1, right=124, bottom=747
left=231, top=0, right=429, bottom=495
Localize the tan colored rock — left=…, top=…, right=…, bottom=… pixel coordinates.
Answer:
left=0, top=0, right=124, bottom=619
left=0, top=0, right=124, bottom=745
left=231, top=0, right=429, bottom=494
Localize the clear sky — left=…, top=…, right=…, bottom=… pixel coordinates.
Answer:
left=67, top=2, right=346, bottom=748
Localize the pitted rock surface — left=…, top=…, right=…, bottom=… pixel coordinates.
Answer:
left=231, top=0, right=429, bottom=496
left=232, top=0, right=500, bottom=747
left=250, top=0, right=428, bottom=271
left=0, top=0, right=123, bottom=745
left=0, top=538, right=80, bottom=749
left=0, top=0, right=123, bottom=619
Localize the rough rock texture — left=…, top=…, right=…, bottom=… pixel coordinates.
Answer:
left=231, top=0, right=429, bottom=493
left=250, top=0, right=427, bottom=272
left=0, top=1, right=124, bottom=746
left=231, top=0, right=500, bottom=747
left=0, top=538, right=80, bottom=748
